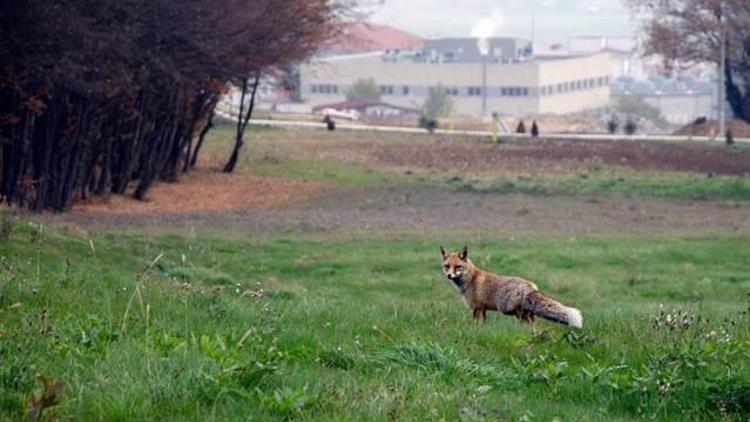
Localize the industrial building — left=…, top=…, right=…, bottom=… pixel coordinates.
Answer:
left=300, top=37, right=611, bottom=117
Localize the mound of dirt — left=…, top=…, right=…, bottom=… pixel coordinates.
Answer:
left=673, top=118, right=750, bottom=138
left=73, top=169, right=326, bottom=214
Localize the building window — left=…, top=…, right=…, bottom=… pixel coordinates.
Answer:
left=468, top=87, right=483, bottom=96
left=402, top=86, right=410, bottom=95
left=380, top=85, right=394, bottom=95
left=311, top=84, right=339, bottom=95
left=521, top=87, right=529, bottom=97
left=501, top=87, right=508, bottom=96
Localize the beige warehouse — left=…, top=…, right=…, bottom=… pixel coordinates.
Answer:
left=300, top=52, right=612, bottom=116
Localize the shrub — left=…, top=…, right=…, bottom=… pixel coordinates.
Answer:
left=418, top=115, right=438, bottom=133
left=607, top=116, right=619, bottom=134
left=530, top=120, right=540, bottom=137
left=516, top=120, right=526, bottom=134
left=726, top=129, right=735, bottom=145
left=345, top=78, right=381, bottom=102
left=422, top=84, right=453, bottom=120
left=624, top=118, right=637, bottom=135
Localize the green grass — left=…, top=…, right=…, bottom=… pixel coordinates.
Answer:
left=447, top=171, right=750, bottom=202
left=202, top=124, right=423, bottom=188
left=1, top=219, right=749, bottom=420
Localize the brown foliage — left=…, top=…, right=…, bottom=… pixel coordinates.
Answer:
left=626, top=0, right=750, bottom=122
left=0, top=0, right=348, bottom=210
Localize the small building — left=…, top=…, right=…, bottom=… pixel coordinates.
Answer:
left=313, top=99, right=421, bottom=119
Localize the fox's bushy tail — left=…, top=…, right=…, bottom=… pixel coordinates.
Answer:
left=522, top=291, right=582, bottom=328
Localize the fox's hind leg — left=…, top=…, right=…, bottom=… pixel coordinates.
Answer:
left=517, top=311, right=538, bottom=334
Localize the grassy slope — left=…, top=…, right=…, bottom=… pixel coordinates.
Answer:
left=1, top=220, right=749, bottom=420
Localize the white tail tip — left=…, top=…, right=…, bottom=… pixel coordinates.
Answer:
left=566, top=307, right=583, bottom=329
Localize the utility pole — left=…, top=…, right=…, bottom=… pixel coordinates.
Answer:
left=718, top=2, right=726, bottom=140
left=531, top=0, right=536, bottom=52
left=482, top=54, right=487, bottom=115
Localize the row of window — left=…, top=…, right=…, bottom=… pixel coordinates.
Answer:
left=540, top=76, right=610, bottom=96
left=310, top=84, right=338, bottom=94
left=501, top=87, right=529, bottom=97
left=310, top=78, right=610, bottom=97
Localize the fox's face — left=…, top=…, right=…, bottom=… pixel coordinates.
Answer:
left=440, top=246, right=470, bottom=287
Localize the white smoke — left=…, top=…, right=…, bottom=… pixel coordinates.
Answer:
left=470, top=10, right=504, bottom=55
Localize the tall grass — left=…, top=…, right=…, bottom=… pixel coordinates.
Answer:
left=1, top=219, right=749, bottom=420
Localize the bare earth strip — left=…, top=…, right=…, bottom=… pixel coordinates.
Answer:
left=71, top=168, right=326, bottom=214
left=52, top=186, right=750, bottom=236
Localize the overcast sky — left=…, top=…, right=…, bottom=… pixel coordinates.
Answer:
left=367, top=0, right=639, bottom=44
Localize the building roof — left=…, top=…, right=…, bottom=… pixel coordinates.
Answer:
left=324, top=22, right=424, bottom=55
left=422, top=37, right=532, bottom=63
left=569, top=36, right=635, bottom=54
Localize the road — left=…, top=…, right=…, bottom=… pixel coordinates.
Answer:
left=216, top=114, right=750, bottom=144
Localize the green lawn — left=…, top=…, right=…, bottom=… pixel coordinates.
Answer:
left=1, top=219, right=749, bottom=420
left=446, top=171, right=750, bottom=202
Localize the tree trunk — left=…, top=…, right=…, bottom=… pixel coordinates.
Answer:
left=190, top=110, right=214, bottom=168
left=223, top=74, right=260, bottom=173
left=724, top=58, right=750, bottom=123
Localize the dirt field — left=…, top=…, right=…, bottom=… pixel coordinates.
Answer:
left=308, top=135, right=750, bottom=176
left=53, top=185, right=750, bottom=236
left=32, top=128, right=750, bottom=236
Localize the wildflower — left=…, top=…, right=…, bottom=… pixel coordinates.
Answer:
left=657, top=379, right=671, bottom=396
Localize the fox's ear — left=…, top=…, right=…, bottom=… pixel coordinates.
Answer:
left=459, top=245, right=468, bottom=260
left=440, top=245, right=448, bottom=259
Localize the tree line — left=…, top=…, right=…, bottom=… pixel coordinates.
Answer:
left=0, top=0, right=347, bottom=211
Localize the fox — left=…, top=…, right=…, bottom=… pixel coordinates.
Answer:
left=440, top=246, right=582, bottom=329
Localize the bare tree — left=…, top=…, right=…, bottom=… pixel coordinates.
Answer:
left=626, top=0, right=750, bottom=123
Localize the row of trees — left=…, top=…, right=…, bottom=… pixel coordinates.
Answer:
left=626, top=0, right=750, bottom=123
left=0, top=0, right=347, bottom=211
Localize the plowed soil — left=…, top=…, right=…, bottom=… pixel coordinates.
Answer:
left=319, top=136, right=750, bottom=176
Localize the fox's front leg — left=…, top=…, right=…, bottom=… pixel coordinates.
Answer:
left=472, top=307, right=486, bottom=323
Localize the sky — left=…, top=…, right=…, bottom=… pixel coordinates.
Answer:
left=367, top=0, right=639, bottom=44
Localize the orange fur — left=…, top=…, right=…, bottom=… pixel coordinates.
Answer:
left=440, top=246, right=582, bottom=328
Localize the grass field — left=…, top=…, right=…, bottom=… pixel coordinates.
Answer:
left=1, top=220, right=749, bottom=420
left=2, top=127, right=750, bottom=420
